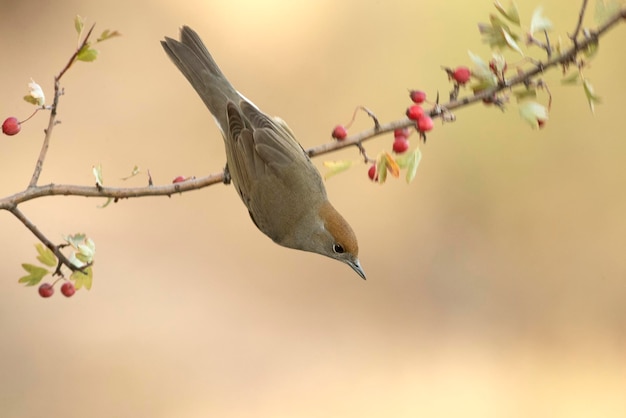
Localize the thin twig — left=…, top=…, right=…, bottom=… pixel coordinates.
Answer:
left=1, top=173, right=225, bottom=210
left=570, top=0, right=590, bottom=43
left=9, top=206, right=81, bottom=273
left=28, top=24, right=96, bottom=188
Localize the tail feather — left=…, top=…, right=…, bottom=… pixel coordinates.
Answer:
left=161, top=26, right=239, bottom=131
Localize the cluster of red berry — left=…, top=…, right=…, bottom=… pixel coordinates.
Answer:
left=331, top=66, right=472, bottom=182
left=38, top=281, right=76, bottom=298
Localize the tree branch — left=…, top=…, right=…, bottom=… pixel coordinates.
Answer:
left=570, top=0, right=590, bottom=43
left=8, top=206, right=81, bottom=274
left=28, top=24, right=96, bottom=188
left=3, top=6, right=625, bottom=277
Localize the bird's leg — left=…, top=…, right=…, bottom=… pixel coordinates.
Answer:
left=222, top=162, right=231, bottom=185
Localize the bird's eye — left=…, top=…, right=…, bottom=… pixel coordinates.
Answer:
left=333, top=244, right=345, bottom=254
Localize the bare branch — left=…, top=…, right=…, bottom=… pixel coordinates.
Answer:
left=570, top=0, right=590, bottom=43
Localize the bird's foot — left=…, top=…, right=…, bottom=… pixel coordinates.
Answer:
left=223, top=163, right=231, bottom=185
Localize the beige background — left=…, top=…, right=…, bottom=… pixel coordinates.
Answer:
left=1, top=0, right=625, bottom=417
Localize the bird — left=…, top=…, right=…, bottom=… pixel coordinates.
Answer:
left=161, top=26, right=365, bottom=279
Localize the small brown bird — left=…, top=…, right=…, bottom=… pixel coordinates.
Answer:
left=161, top=26, right=365, bottom=279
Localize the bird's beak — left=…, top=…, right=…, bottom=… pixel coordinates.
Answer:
left=347, top=258, right=366, bottom=280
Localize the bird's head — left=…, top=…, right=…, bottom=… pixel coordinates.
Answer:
left=307, top=201, right=365, bottom=280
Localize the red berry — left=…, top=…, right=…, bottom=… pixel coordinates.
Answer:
left=2, top=117, right=21, bottom=136
left=61, top=282, right=76, bottom=297
left=416, top=115, right=434, bottom=132
left=409, top=90, right=426, bottom=104
left=405, top=105, right=424, bottom=121
left=392, top=138, right=410, bottom=154
left=367, top=164, right=378, bottom=181
left=452, top=66, right=471, bottom=84
left=394, top=127, right=410, bottom=140
left=172, top=175, right=186, bottom=183
left=331, top=125, right=348, bottom=140
left=38, top=283, right=54, bottom=298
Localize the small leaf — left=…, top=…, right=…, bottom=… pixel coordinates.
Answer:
left=323, top=160, right=354, bottom=180
left=583, top=79, right=602, bottom=113
left=529, top=7, right=553, bottom=36
left=64, top=233, right=87, bottom=249
left=23, top=79, right=46, bottom=106
left=383, top=152, right=400, bottom=178
left=78, top=243, right=95, bottom=261
left=501, top=27, right=524, bottom=56
left=121, top=165, right=141, bottom=180
left=595, top=0, right=621, bottom=26
left=513, top=88, right=538, bottom=101
left=71, top=266, right=93, bottom=291
left=77, top=46, right=99, bottom=62
left=35, top=243, right=57, bottom=267
left=92, top=165, right=104, bottom=187
left=23, top=95, right=40, bottom=106
left=376, top=154, right=387, bottom=184
left=405, top=149, right=422, bottom=184
left=468, top=51, right=498, bottom=88
left=19, top=264, right=50, bottom=286
left=98, top=197, right=114, bottom=209
left=561, top=72, right=581, bottom=85
left=97, top=29, right=121, bottom=42
left=74, top=15, right=85, bottom=35
left=480, top=14, right=520, bottom=49
left=518, top=101, right=549, bottom=129
left=494, top=1, right=520, bottom=25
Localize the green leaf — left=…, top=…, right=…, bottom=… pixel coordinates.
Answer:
left=376, top=154, right=387, bottom=184
left=494, top=1, right=520, bottom=25
left=323, top=160, right=354, bottom=180
left=92, top=165, right=104, bottom=187
left=595, top=0, right=621, bottom=26
left=583, top=79, right=602, bottom=113
left=405, top=149, right=422, bottom=184
left=501, top=27, right=524, bottom=56
left=35, top=243, right=57, bottom=267
left=97, top=29, right=121, bottom=42
left=71, top=266, right=93, bottom=291
left=518, top=101, right=549, bottom=129
left=98, top=197, right=114, bottom=209
left=513, top=88, right=538, bottom=101
left=23, top=95, right=41, bottom=106
left=561, top=72, right=581, bottom=85
left=479, top=14, right=520, bottom=49
left=74, top=15, right=85, bottom=35
left=121, top=165, right=141, bottom=180
left=19, top=264, right=50, bottom=286
left=529, top=7, right=553, bottom=36
left=77, top=45, right=99, bottom=62
left=468, top=51, right=498, bottom=88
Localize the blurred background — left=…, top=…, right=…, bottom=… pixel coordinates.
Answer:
left=1, top=0, right=625, bottom=417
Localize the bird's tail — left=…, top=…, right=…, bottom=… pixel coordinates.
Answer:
left=161, top=26, right=239, bottom=133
